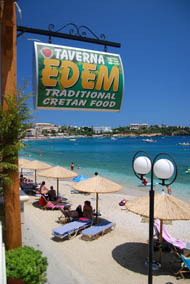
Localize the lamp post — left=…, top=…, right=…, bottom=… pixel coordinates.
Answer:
left=132, top=151, right=177, bottom=284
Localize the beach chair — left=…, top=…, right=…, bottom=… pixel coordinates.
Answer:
left=52, top=218, right=92, bottom=239
left=154, top=219, right=190, bottom=252
left=20, top=183, right=37, bottom=195
left=58, top=208, right=79, bottom=223
left=81, top=220, right=115, bottom=240
left=45, top=201, right=66, bottom=210
left=175, top=254, right=190, bottom=279
left=40, top=195, right=70, bottom=210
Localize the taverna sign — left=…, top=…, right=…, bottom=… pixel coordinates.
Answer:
left=33, top=42, right=124, bottom=111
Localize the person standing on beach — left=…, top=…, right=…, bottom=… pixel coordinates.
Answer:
left=166, top=184, right=172, bottom=195
left=142, top=175, right=148, bottom=186
left=71, top=162, right=74, bottom=171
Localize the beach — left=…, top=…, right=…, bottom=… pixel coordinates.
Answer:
left=21, top=176, right=190, bottom=284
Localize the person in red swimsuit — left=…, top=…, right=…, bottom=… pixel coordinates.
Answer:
left=142, top=175, right=148, bottom=186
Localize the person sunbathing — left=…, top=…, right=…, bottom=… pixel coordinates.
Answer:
left=63, top=205, right=83, bottom=220
left=83, top=200, right=93, bottom=219
left=40, top=181, right=49, bottom=195
left=47, top=186, right=57, bottom=201
left=20, top=176, right=37, bottom=191
left=47, top=186, right=65, bottom=204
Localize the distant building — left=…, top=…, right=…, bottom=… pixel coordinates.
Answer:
left=32, top=122, right=55, bottom=129
left=93, top=126, right=112, bottom=133
left=129, top=123, right=148, bottom=130
left=31, top=123, right=59, bottom=136
left=26, top=128, right=36, bottom=137
left=159, top=124, right=168, bottom=128
left=70, top=125, right=80, bottom=129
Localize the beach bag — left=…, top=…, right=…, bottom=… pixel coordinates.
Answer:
left=119, top=200, right=127, bottom=206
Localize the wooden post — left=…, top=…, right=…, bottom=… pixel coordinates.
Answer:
left=0, top=0, right=22, bottom=249
left=35, top=169, right=37, bottom=184
left=57, top=178, right=59, bottom=197
left=96, top=193, right=98, bottom=224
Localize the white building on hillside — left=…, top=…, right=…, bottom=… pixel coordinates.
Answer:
left=93, top=126, right=112, bottom=133
left=32, top=123, right=55, bottom=129
left=31, top=123, right=59, bottom=136
left=26, top=128, right=36, bottom=137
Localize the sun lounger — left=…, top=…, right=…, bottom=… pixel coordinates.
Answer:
left=52, top=218, right=92, bottom=239
left=45, top=201, right=66, bottom=210
left=58, top=208, right=79, bottom=223
left=20, top=183, right=37, bottom=195
left=40, top=195, right=71, bottom=210
left=154, top=219, right=190, bottom=251
left=175, top=254, right=190, bottom=279
left=81, top=220, right=115, bottom=240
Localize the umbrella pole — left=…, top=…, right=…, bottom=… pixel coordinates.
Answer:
left=57, top=178, right=59, bottom=197
left=159, top=220, right=163, bottom=263
left=96, top=193, right=98, bottom=224
left=35, top=170, right=37, bottom=184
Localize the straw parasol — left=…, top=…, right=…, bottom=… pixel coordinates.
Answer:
left=125, top=193, right=190, bottom=220
left=72, top=175, right=122, bottom=223
left=38, top=166, right=78, bottom=196
left=23, top=160, right=51, bottom=183
left=18, top=158, right=31, bottom=174
left=125, top=193, right=190, bottom=261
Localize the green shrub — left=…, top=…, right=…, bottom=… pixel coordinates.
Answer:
left=0, top=90, right=32, bottom=194
left=6, top=246, right=48, bottom=284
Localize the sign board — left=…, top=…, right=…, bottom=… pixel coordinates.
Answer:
left=33, top=42, right=124, bottom=111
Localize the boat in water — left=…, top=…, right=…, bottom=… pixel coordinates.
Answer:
left=179, top=142, right=190, bottom=146
left=142, top=138, right=157, bottom=143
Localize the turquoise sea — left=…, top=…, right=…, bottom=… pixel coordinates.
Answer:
left=20, top=136, right=190, bottom=200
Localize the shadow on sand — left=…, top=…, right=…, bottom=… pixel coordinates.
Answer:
left=112, top=242, right=181, bottom=277
left=32, top=200, right=42, bottom=209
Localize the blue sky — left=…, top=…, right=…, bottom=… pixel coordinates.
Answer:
left=17, top=0, right=190, bottom=127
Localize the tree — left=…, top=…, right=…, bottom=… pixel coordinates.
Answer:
left=0, top=91, right=32, bottom=249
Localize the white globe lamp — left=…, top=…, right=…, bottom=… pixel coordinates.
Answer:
left=134, top=156, right=151, bottom=175
left=153, top=159, right=174, bottom=180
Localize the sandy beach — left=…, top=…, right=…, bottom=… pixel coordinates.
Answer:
left=21, top=176, right=190, bottom=284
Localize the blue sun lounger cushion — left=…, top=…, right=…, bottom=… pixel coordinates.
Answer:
left=81, top=220, right=115, bottom=240
left=176, top=254, right=190, bottom=279
left=52, top=218, right=92, bottom=239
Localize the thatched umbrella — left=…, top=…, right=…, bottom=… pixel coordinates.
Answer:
left=18, top=158, right=31, bottom=174
left=23, top=160, right=51, bottom=183
left=72, top=175, right=122, bottom=223
left=38, top=166, right=77, bottom=196
left=125, top=193, right=190, bottom=261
